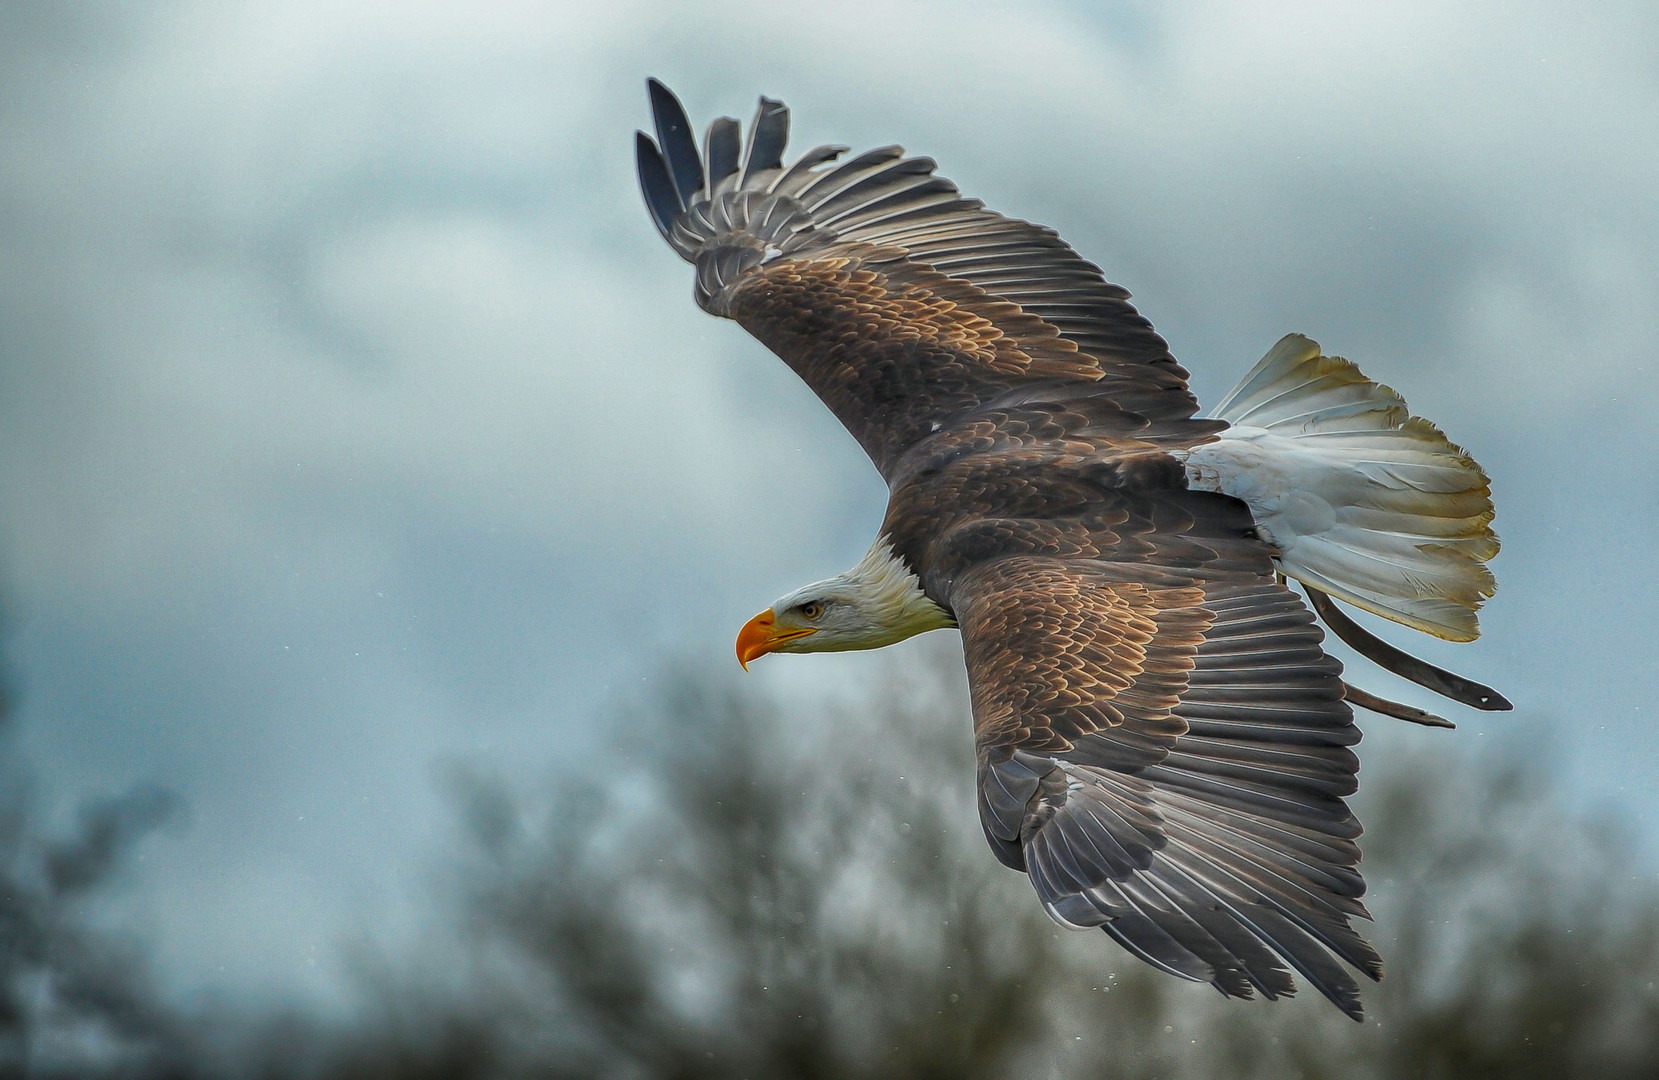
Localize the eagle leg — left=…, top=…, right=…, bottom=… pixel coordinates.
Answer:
left=1303, top=585, right=1512, bottom=712
left=1342, top=682, right=1455, bottom=729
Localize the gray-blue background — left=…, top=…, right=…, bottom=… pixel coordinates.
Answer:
left=1, top=0, right=1653, bottom=1012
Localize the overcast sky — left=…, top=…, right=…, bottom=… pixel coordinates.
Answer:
left=1, top=1, right=1655, bottom=1012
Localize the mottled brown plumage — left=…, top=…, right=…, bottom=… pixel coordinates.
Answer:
left=635, top=80, right=1501, bottom=1021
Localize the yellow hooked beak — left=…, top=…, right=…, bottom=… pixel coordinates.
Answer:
left=735, top=609, right=818, bottom=669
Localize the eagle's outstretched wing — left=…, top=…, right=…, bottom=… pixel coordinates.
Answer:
left=636, top=79, right=1208, bottom=479
left=956, top=548, right=1380, bottom=1019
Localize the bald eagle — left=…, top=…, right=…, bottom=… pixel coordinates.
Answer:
left=636, top=80, right=1507, bottom=1021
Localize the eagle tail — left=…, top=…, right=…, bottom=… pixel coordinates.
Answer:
left=1188, top=334, right=1498, bottom=642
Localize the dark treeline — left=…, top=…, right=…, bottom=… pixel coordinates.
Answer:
left=4, top=644, right=1659, bottom=1079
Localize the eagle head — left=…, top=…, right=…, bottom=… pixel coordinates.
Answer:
left=735, top=538, right=954, bottom=668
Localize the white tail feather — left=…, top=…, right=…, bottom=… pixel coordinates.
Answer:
left=1183, top=334, right=1498, bottom=642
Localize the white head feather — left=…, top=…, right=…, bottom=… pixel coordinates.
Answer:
left=762, top=537, right=955, bottom=654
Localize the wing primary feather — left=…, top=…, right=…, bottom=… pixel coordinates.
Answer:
left=1116, top=876, right=1259, bottom=998
left=1102, top=912, right=1214, bottom=983
left=1164, top=812, right=1368, bottom=926
left=1160, top=796, right=1366, bottom=905
left=1158, top=833, right=1371, bottom=1019
left=1161, top=815, right=1381, bottom=971
left=704, top=117, right=740, bottom=192
left=1140, top=867, right=1297, bottom=999
left=647, top=78, right=704, bottom=206
left=741, top=95, right=789, bottom=184
left=1226, top=902, right=1367, bottom=1021
left=634, top=132, right=681, bottom=242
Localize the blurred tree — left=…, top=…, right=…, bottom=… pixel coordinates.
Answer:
left=306, top=646, right=1659, bottom=1079
left=0, top=616, right=195, bottom=1079
left=5, top=640, right=1659, bottom=1078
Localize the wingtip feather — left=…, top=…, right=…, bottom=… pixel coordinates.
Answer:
left=704, top=116, right=740, bottom=192
left=741, top=94, right=790, bottom=185
left=634, top=131, right=680, bottom=243
left=646, top=78, right=704, bottom=206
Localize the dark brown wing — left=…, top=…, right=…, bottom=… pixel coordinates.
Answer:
left=954, top=550, right=1380, bottom=1020
left=637, top=80, right=1200, bottom=479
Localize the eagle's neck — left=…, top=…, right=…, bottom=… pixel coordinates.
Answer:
left=844, top=536, right=956, bottom=645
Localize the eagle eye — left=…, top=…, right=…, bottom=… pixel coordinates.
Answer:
left=799, top=601, right=824, bottom=620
